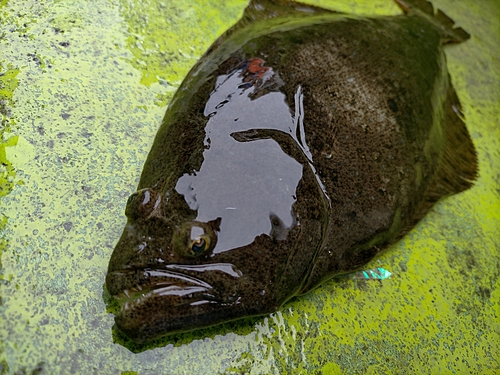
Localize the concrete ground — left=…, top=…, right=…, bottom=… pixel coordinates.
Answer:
left=0, top=0, right=498, bottom=373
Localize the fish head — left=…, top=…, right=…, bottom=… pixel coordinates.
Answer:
left=106, top=183, right=307, bottom=343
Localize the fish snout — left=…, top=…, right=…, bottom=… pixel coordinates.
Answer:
left=109, top=263, right=245, bottom=342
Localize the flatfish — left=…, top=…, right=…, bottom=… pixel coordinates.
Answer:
left=106, top=0, right=477, bottom=343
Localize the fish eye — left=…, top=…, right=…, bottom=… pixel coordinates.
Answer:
left=126, top=191, right=139, bottom=208
left=190, top=236, right=209, bottom=255
left=126, top=192, right=138, bottom=205
left=125, top=192, right=141, bottom=218
left=125, top=188, right=161, bottom=220
left=172, top=221, right=217, bottom=257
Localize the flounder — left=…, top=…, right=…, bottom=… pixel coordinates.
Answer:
left=106, top=0, right=477, bottom=343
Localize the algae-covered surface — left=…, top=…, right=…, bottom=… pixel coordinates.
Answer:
left=0, top=0, right=499, bottom=373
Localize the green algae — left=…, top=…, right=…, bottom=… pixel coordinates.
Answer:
left=0, top=62, right=20, bottom=282
left=0, top=0, right=498, bottom=374
left=0, top=65, right=19, bottom=200
left=118, top=0, right=244, bottom=106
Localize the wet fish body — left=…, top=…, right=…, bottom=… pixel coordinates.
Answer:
left=106, top=0, right=477, bottom=343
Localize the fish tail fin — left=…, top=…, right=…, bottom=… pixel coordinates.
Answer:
left=395, top=0, right=470, bottom=43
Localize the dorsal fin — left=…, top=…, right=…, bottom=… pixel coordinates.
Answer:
left=395, top=0, right=470, bottom=43
left=243, top=0, right=340, bottom=22
left=203, top=0, right=340, bottom=61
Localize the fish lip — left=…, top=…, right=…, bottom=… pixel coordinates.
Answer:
left=119, top=284, right=218, bottom=319
left=107, top=268, right=215, bottom=303
left=107, top=263, right=245, bottom=341
left=107, top=263, right=243, bottom=306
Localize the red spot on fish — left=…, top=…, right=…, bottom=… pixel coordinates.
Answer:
left=238, top=58, right=271, bottom=89
left=246, top=58, right=270, bottom=78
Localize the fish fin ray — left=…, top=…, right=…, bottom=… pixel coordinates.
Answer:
left=399, top=80, right=478, bottom=239
left=426, top=81, right=477, bottom=195
left=395, top=0, right=470, bottom=43
left=245, top=0, right=341, bottom=20
left=429, top=82, right=478, bottom=190
left=199, top=0, right=340, bottom=65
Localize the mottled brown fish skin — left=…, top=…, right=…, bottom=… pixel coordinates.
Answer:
left=106, top=1, right=477, bottom=343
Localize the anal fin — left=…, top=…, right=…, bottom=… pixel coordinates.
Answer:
left=428, top=80, right=478, bottom=196
left=402, top=78, right=478, bottom=237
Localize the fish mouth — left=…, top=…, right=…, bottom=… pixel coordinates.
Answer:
left=107, top=266, right=221, bottom=308
left=106, top=264, right=241, bottom=309
left=106, top=263, right=244, bottom=342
